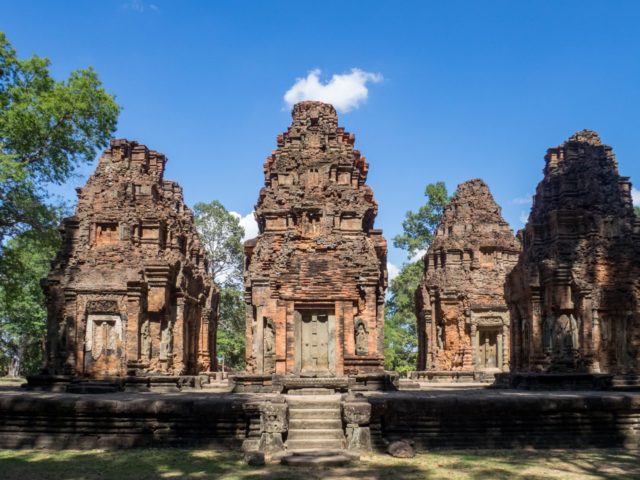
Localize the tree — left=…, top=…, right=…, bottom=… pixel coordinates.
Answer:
left=384, top=261, right=423, bottom=374
left=193, top=200, right=246, bottom=370
left=384, top=182, right=450, bottom=374
left=0, top=32, right=119, bottom=376
left=0, top=31, right=120, bottom=250
left=0, top=227, right=59, bottom=376
left=193, top=201, right=245, bottom=285
left=635, top=206, right=640, bottom=218
left=393, top=181, right=449, bottom=257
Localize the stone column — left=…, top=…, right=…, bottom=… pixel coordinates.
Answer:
left=255, top=305, right=264, bottom=373
left=244, top=292, right=255, bottom=371
left=126, top=282, right=143, bottom=364
left=497, top=330, right=503, bottom=370
left=173, top=295, right=186, bottom=373
left=63, top=290, right=77, bottom=375
left=333, top=301, right=343, bottom=376
left=275, top=301, right=287, bottom=375
left=530, top=292, right=543, bottom=366
left=343, top=300, right=355, bottom=356
left=470, top=323, right=478, bottom=369
left=430, top=296, right=438, bottom=369
left=502, top=323, right=509, bottom=371
left=376, top=298, right=385, bottom=357
left=591, top=309, right=602, bottom=372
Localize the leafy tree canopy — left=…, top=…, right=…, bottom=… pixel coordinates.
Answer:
left=193, top=201, right=244, bottom=287
left=193, top=200, right=246, bottom=370
left=384, top=182, right=450, bottom=374
left=0, top=31, right=120, bottom=249
left=635, top=205, right=640, bottom=217
left=393, top=181, right=449, bottom=257
left=384, top=260, right=423, bottom=374
left=0, top=226, right=59, bottom=376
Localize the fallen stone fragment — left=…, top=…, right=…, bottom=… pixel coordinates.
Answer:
left=387, top=439, right=416, bottom=458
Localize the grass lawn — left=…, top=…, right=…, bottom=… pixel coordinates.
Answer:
left=0, top=377, right=24, bottom=386
left=0, top=448, right=638, bottom=480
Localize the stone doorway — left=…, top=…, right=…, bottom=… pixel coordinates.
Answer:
left=478, top=329, right=499, bottom=370
left=84, top=314, right=122, bottom=376
left=295, top=308, right=336, bottom=376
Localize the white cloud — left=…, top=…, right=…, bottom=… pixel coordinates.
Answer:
left=230, top=211, right=259, bottom=242
left=519, top=211, right=529, bottom=225
left=284, top=68, right=383, bottom=113
left=123, top=0, right=158, bottom=12
left=632, top=187, right=640, bottom=206
left=387, top=262, right=400, bottom=282
left=512, top=194, right=533, bottom=205
left=409, top=248, right=427, bottom=264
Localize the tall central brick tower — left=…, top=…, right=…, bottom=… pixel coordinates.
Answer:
left=244, top=101, right=387, bottom=377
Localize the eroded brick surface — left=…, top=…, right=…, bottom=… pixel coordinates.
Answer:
left=507, top=130, right=640, bottom=373
left=416, top=179, right=521, bottom=372
left=43, top=139, right=218, bottom=378
left=244, top=102, right=387, bottom=376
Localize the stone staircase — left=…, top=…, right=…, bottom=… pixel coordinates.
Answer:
left=285, top=392, right=345, bottom=451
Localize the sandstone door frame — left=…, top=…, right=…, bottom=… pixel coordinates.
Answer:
left=293, top=305, right=336, bottom=376
left=83, top=313, right=123, bottom=377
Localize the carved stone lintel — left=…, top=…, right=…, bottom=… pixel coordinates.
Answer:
left=86, top=300, right=119, bottom=314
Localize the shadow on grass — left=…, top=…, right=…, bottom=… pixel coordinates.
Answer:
left=0, top=448, right=639, bottom=480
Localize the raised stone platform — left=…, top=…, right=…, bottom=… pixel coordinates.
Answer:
left=368, top=389, right=640, bottom=450
left=1, top=387, right=638, bottom=451
left=409, top=370, right=496, bottom=385
left=492, top=373, right=624, bottom=391
left=26, top=373, right=233, bottom=394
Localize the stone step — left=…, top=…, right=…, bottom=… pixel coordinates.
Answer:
left=288, top=408, right=341, bottom=420
left=286, top=439, right=345, bottom=450
left=287, top=388, right=336, bottom=396
left=286, top=396, right=342, bottom=409
left=287, top=429, right=345, bottom=441
left=289, top=418, right=342, bottom=430
left=281, top=450, right=356, bottom=467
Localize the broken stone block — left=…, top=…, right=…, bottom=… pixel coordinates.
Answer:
left=387, top=439, right=416, bottom=458
left=244, top=451, right=265, bottom=466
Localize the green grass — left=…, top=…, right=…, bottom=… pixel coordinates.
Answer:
left=0, top=377, right=25, bottom=385
left=0, top=449, right=638, bottom=480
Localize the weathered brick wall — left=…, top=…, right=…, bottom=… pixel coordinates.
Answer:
left=244, top=102, right=387, bottom=376
left=43, top=139, right=218, bottom=378
left=507, top=130, right=640, bottom=374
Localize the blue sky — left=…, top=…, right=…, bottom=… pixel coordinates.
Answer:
left=4, top=1, right=640, bottom=276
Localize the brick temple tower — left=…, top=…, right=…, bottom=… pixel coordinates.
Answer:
left=244, top=101, right=387, bottom=377
left=507, top=130, right=640, bottom=374
left=415, top=179, right=521, bottom=375
left=43, top=140, right=218, bottom=378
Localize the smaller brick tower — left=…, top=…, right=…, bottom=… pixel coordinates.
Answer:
left=43, top=139, right=218, bottom=379
left=416, top=179, right=520, bottom=375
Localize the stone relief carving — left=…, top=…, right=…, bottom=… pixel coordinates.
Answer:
left=159, top=320, right=173, bottom=361
left=86, top=300, right=119, bottom=314
left=436, top=324, right=444, bottom=350
left=355, top=318, right=368, bottom=356
left=552, top=313, right=579, bottom=358
left=263, top=318, right=275, bottom=356
left=140, top=319, right=151, bottom=359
